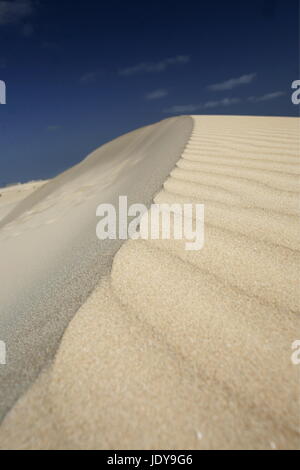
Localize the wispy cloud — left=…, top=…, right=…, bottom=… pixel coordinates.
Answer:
left=208, top=73, right=256, bottom=91
left=163, top=104, right=199, bottom=114
left=248, top=91, right=286, bottom=102
left=163, top=98, right=241, bottom=114
left=21, top=22, right=33, bottom=36
left=119, top=55, right=190, bottom=76
left=145, top=89, right=168, bottom=100
left=41, top=41, right=60, bottom=51
left=203, top=98, right=241, bottom=108
left=163, top=90, right=286, bottom=114
left=0, top=0, right=34, bottom=25
left=47, top=125, right=61, bottom=132
left=80, top=72, right=97, bottom=84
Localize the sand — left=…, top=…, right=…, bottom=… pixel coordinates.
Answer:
left=0, top=181, right=47, bottom=222
left=0, top=115, right=299, bottom=450
left=0, top=116, right=192, bottom=420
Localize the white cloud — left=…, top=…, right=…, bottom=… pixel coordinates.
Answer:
left=21, top=22, right=33, bottom=36
left=208, top=73, right=256, bottom=91
left=163, top=104, right=199, bottom=114
left=47, top=125, right=61, bottom=132
left=0, top=0, right=33, bottom=25
left=145, top=89, right=168, bottom=100
left=119, top=55, right=190, bottom=76
left=203, top=98, right=241, bottom=108
left=41, top=42, right=60, bottom=51
left=80, top=72, right=97, bottom=84
left=163, top=98, right=241, bottom=114
left=248, top=91, right=286, bottom=102
left=163, top=90, right=285, bottom=114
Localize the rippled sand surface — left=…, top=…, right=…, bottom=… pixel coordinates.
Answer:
left=0, top=116, right=299, bottom=450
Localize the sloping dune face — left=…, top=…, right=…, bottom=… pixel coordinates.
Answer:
left=0, top=116, right=299, bottom=450
left=0, top=181, right=47, bottom=222
left=0, top=116, right=193, bottom=421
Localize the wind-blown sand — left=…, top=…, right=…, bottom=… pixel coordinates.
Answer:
left=0, top=116, right=299, bottom=450
left=0, top=116, right=192, bottom=420
left=0, top=181, right=47, bottom=222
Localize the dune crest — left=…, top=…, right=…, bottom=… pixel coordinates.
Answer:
left=0, top=116, right=299, bottom=450
left=0, top=181, right=47, bottom=222
left=0, top=116, right=192, bottom=420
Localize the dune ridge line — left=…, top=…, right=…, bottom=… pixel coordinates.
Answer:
left=0, top=115, right=299, bottom=450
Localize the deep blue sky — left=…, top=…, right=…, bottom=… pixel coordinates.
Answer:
left=0, top=0, right=299, bottom=185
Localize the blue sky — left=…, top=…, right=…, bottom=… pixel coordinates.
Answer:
left=0, top=0, right=299, bottom=185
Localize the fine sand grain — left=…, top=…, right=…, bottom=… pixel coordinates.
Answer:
left=0, top=181, right=47, bottom=222
left=0, top=115, right=299, bottom=450
left=0, top=116, right=192, bottom=420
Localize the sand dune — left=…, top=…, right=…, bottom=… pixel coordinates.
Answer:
left=0, top=116, right=299, bottom=450
left=0, top=116, right=192, bottom=420
left=0, top=181, right=47, bottom=222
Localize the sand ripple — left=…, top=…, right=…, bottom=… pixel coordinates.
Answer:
left=0, top=116, right=299, bottom=450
